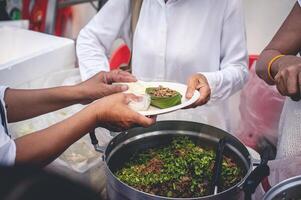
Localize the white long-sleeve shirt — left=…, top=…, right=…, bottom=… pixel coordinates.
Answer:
left=0, top=86, right=16, bottom=166
left=77, top=0, right=248, bottom=131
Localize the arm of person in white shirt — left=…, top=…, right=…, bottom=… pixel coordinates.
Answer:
left=186, top=0, right=248, bottom=107
left=76, top=0, right=131, bottom=80
left=5, top=70, right=136, bottom=123
left=13, top=93, right=155, bottom=167
left=256, top=2, right=301, bottom=101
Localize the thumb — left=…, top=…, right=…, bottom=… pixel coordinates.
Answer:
left=186, top=78, right=197, bottom=99
left=106, top=84, right=128, bottom=95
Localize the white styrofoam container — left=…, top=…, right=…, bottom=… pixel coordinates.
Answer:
left=0, top=27, right=76, bottom=87
left=0, top=20, right=29, bottom=30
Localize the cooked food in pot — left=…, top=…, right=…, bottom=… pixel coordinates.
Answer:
left=115, top=136, right=243, bottom=198
left=146, top=86, right=182, bottom=109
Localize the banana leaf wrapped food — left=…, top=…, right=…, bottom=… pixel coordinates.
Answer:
left=145, top=86, right=182, bottom=109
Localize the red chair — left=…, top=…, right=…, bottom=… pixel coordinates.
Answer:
left=109, top=44, right=131, bottom=70
left=249, top=54, right=259, bottom=69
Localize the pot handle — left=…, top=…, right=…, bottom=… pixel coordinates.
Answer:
left=89, top=130, right=106, bottom=153
left=243, top=148, right=270, bottom=200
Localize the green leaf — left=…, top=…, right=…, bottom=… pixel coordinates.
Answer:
left=145, top=87, right=182, bottom=109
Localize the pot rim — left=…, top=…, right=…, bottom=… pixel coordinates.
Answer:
left=263, top=175, right=301, bottom=200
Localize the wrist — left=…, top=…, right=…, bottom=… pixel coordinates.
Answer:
left=270, top=57, right=283, bottom=78
left=89, top=100, right=107, bottom=124
left=71, top=85, right=91, bottom=104
left=84, top=102, right=101, bottom=129
left=268, top=55, right=284, bottom=81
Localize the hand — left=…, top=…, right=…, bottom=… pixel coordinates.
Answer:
left=92, top=93, right=156, bottom=131
left=185, top=73, right=211, bottom=108
left=273, top=55, right=301, bottom=101
left=102, top=69, right=137, bottom=84
left=76, top=70, right=137, bottom=104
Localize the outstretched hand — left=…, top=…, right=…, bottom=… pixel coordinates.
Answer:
left=76, top=70, right=137, bottom=104
left=92, top=93, right=156, bottom=131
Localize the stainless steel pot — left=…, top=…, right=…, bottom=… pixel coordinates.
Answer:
left=89, top=121, right=269, bottom=200
left=263, top=176, right=301, bottom=200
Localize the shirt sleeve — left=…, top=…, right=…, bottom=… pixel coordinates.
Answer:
left=201, top=0, right=249, bottom=103
left=0, top=86, right=16, bottom=166
left=76, top=0, right=131, bottom=81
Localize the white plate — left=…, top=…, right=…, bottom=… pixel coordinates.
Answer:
left=118, top=81, right=200, bottom=116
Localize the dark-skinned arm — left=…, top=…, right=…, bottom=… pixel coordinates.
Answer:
left=14, top=93, right=155, bottom=167
left=5, top=70, right=136, bottom=123
left=256, top=3, right=301, bottom=84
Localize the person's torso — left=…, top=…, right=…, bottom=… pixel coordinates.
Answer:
left=132, top=0, right=228, bottom=83
left=0, top=97, right=8, bottom=136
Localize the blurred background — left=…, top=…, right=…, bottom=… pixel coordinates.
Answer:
left=0, top=0, right=296, bottom=53
left=0, top=0, right=297, bottom=195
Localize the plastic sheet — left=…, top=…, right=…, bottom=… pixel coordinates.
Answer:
left=235, top=65, right=285, bottom=150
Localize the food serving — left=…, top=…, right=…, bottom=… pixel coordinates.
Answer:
left=113, top=81, right=200, bottom=115
left=146, top=85, right=182, bottom=109
left=115, top=136, right=243, bottom=198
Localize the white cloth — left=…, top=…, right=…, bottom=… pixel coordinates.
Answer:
left=299, top=0, right=301, bottom=6
left=77, top=0, right=248, bottom=131
left=0, top=86, right=16, bottom=166
left=276, top=98, right=301, bottom=159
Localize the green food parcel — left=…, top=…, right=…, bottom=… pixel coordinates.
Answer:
left=146, top=86, right=182, bottom=109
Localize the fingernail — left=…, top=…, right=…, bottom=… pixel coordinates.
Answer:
left=121, top=85, right=128, bottom=91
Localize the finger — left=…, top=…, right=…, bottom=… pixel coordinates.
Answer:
left=135, top=114, right=156, bottom=127
left=106, top=84, right=129, bottom=95
left=195, top=85, right=210, bottom=106
left=118, top=70, right=135, bottom=77
left=195, top=98, right=208, bottom=107
left=115, top=74, right=137, bottom=83
left=183, top=83, right=210, bottom=109
left=182, top=105, right=192, bottom=109
left=182, top=104, right=196, bottom=109
left=286, top=71, right=298, bottom=97
left=292, top=72, right=301, bottom=101
left=104, top=70, right=119, bottom=83
left=275, top=73, right=287, bottom=96
left=149, top=115, right=157, bottom=121
left=109, top=70, right=137, bottom=83
left=186, top=78, right=197, bottom=99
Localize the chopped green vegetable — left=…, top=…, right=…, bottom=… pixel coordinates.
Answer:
left=115, top=136, right=243, bottom=198
left=146, top=86, right=182, bottom=109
